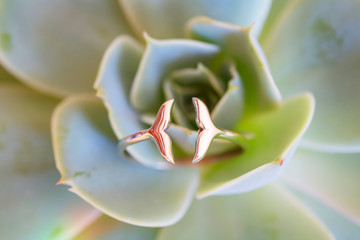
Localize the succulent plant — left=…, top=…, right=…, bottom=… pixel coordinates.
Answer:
left=0, top=0, right=359, bottom=239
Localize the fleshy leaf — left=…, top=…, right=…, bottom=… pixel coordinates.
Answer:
left=259, top=0, right=293, bottom=42
left=283, top=183, right=360, bottom=240
left=52, top=95, right=199, bottom=227
left=197, top=93, right=314, bottom=198
left=0, top=85, right=98, bottom=240
left=74, top=215, right=158, bottom=240
left=95, top=36, right=168, bottom=169
left=0, top=63, right=17, bottom=83
left=130, top=36, right=219, bottom=113
left=187, top=17, right=281, bottom=116
left=196, top=63, right=225, bottom=95
left=163, top=64, right=223, bottom=128
left=211, top=65, right=244, bottom=130
left=263, top=0, right=360, bottom=152
left=119, top=0, right=271, bottom=38
left=281, top=149, right=360, bottom=225
left=158, top=184, right=333, bottom=240
left=0, top=0, right=134, bottom=96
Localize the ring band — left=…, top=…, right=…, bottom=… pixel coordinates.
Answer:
left=192, top=97, right=247, bottom=163
left=118, top=98, right=247, bottom=164
left=118, top=99, right=175, bottom=164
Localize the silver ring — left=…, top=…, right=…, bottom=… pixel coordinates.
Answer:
left=118, top=98, right=247, bottom=164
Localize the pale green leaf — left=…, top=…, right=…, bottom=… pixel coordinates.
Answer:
left=52, top=95, right=199, bottom=227
left=119, top=0, right=271, bottom=38
left=263, top=0, right=360, bottom=152
left=0, top=85, right=98, bottom=240
left=211, top=65, right=244, bottom=130
left=197, top=93, right=314, bottom=198
left=130, top=36, right=219, bottom=113
left=158, top=184, right=333, bottom=240
left=187, top=17, right=281, bottom=116
left=281, top=149, right=360, bottom=225
left=0, top=0, right=134, bottom=96
left=259, top=0, right=294, bottom=43
left=282, top=183, right=360, bottom=240
left=74, top=215, right=158, bottom=240
left=163, top=64, right=224, bottom=128
left=95, top=36, right=168, bottom=169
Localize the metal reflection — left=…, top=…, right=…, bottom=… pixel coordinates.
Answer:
left=118, top=99, right=175, bottom=164
left=119, top=97, right=246, bottom=165
left=192, top=97, right=247, bottom=163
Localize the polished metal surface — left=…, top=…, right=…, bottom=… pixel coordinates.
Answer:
left=118, top=99, right=175, bottom=164
left=119, top=98, right=246, bottom=164
left=192, top=97, right=247, bottom=163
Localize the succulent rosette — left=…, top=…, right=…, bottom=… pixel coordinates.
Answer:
left=0, top=0, right=359, bottom=239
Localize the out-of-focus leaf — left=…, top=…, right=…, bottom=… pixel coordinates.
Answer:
left=0, top=0, right=134, bottom=96
left=282, top=149, right=360, bottom=225
left=74, top=215, right=158, bottom=240
left=0, top=85, right=98, bottom=240
left=158, top=184, right=333, bottom=240
left=119, top=0, right=271, bottom=38
left=282, top=183, right=360, bottom=240
left=263, top=0, right=360, bottom=152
